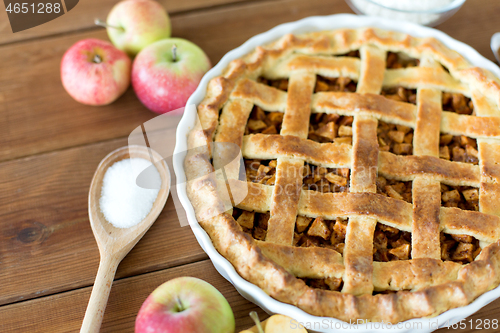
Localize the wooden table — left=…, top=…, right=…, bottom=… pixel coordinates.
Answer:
left=1, top=0, right=499, bottom=332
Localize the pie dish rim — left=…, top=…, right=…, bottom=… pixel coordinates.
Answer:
left=172, top=13, right=500, bottom=333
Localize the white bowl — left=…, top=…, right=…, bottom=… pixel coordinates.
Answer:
left=491, top=32, right=500, bottom=64
left=173, top=14, right=500, bottom=333
left=345, top=0, right=466, bottom=27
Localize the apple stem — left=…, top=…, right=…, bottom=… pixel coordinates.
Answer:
left=93, top=54, right=102, bottom=64
left=94, top=18, right=124, bottom=31
left=172, top=44, right=177, bottom=62
left=249, top=311, right=264, bottom=333
left=175, top=296, right=185, bottom=312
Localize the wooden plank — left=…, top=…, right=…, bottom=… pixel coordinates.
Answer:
left=0, top=260, right=269, bottom=333
left=0, top=0, right=248, bottom=45
left=0, top=51, right=153, bottom=162
left=171, top=0, right=499, bottom=64
left=1, top=258, right=499, bottom=332
left=171, top=0, right=354, bottom=63
left=435, top=0, right=499, bottom=63
left=0, top=129, right=207, bottom=306
left=0, top=0, right=354, bottom=163
left=1, top=0, right=498, bottom=163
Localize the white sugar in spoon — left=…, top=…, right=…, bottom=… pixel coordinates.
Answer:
left=80, top=146, right=170, bottom=333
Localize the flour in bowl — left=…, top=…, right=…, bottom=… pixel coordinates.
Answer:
left=351, top=0, right=455, bottom=25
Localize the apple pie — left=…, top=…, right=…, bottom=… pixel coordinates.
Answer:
left=184, top=27, right=500, bottom=322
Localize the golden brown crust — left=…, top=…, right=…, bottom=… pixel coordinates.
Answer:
left=378, top=153, right=480, bottom=185
left=356, top=46, right=386, bottom=94
left=414, top=89, right=441, bottom=157
left=184, top=27, right=500, bottom=322
left=440, top=208, right=500, bottom=242
left=214, top=99, right=254, bottom=147
left=342, top=217, right=377, bottom=295
left=257, top=240, right=344, bottom=279
left=411, top=178, right=441, bottom=259
left=313, top=92, right=417, bottom=125
left=410, top=59, right=443, bottom=260
left=242, top=134, right=352, bottom=167
left=281, top=72, right=315, bottom=138
left=350, top=116, right=379, bottom=193
left=266, top=158, right=304, bottom=245
left=231, top=78, right=287, bottom=112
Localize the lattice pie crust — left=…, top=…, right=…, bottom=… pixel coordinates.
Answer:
left=184, top=28, right=500, bottom=322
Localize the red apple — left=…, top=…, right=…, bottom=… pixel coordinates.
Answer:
left=61, top=38, right=131, bottom=106
left=135, top=277, right=235, bottom=333
left=131, top=38, right=211, bottom=114
left=106, top=0, right=171, bottom=56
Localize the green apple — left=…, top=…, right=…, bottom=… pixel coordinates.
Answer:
left=106, top=0, right=171, bottom=56
left=135, top=277, right=235, bottom=333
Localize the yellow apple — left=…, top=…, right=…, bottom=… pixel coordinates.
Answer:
left=264, top=314, right=307, bottom=333
left=239, top=314, right=307, bottom=333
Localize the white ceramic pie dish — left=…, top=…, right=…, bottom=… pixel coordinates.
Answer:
left=172, top=14, right=500, bottom=333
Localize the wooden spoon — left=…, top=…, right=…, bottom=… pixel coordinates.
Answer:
left=80, top=145, right=170, bottom=333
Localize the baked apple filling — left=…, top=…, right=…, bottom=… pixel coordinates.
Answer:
left=308, top=113, right=353, bottom=145
left=297, top=215, right=347, bottom=291
left=302, top=163, right=350, bottom=193
left=373, top=222, right=412, bottom=262
left=386, top=52, right=420, bottom=69
left=232, top=208, right=348, bottom=256
left=442, top=92, right=474, bottom=115
left=314, top=75, right=357, bottom=93
left=439, top=134, right=478, bottom=165
left=257, top=77, right=288, bottom=91
left=302, top=277, right=343, bottom=292
left=376, top=176, right=412, bottom=203
left=382, top=52, right=418, bottom=105
left=293, top=216, right=349, bottom=255
left=377, top=121, right=414, bottom=155
left=244, top=159, right=277, bottom=186
left=341, top=50, right=360, bottom=58
left=233, top=207, right=348, bottom=254
left=381, top=87, right=417, bottom=104
left=245, top=105, right=284, bottom=135
left=232, top=209, right=270, bottom=241
left=441, top=232, right=481, bottom=264
left=440, top=183, right=479, bottom=211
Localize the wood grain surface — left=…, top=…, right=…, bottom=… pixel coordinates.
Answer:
left=0, top=0, right=247, bottom=45
left=0, top=260, right=268, bottom=332
left=2, top=0, right=498, bottom=163
left=1, top=0, right=500, bottom=332
left=0, top=135, right=207, bottom=306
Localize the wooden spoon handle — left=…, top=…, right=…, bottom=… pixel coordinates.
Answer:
left=80, top=255, right=120, bottom=333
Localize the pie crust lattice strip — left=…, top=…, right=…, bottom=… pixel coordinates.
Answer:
left=184, top=27, right=500, bottom=322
